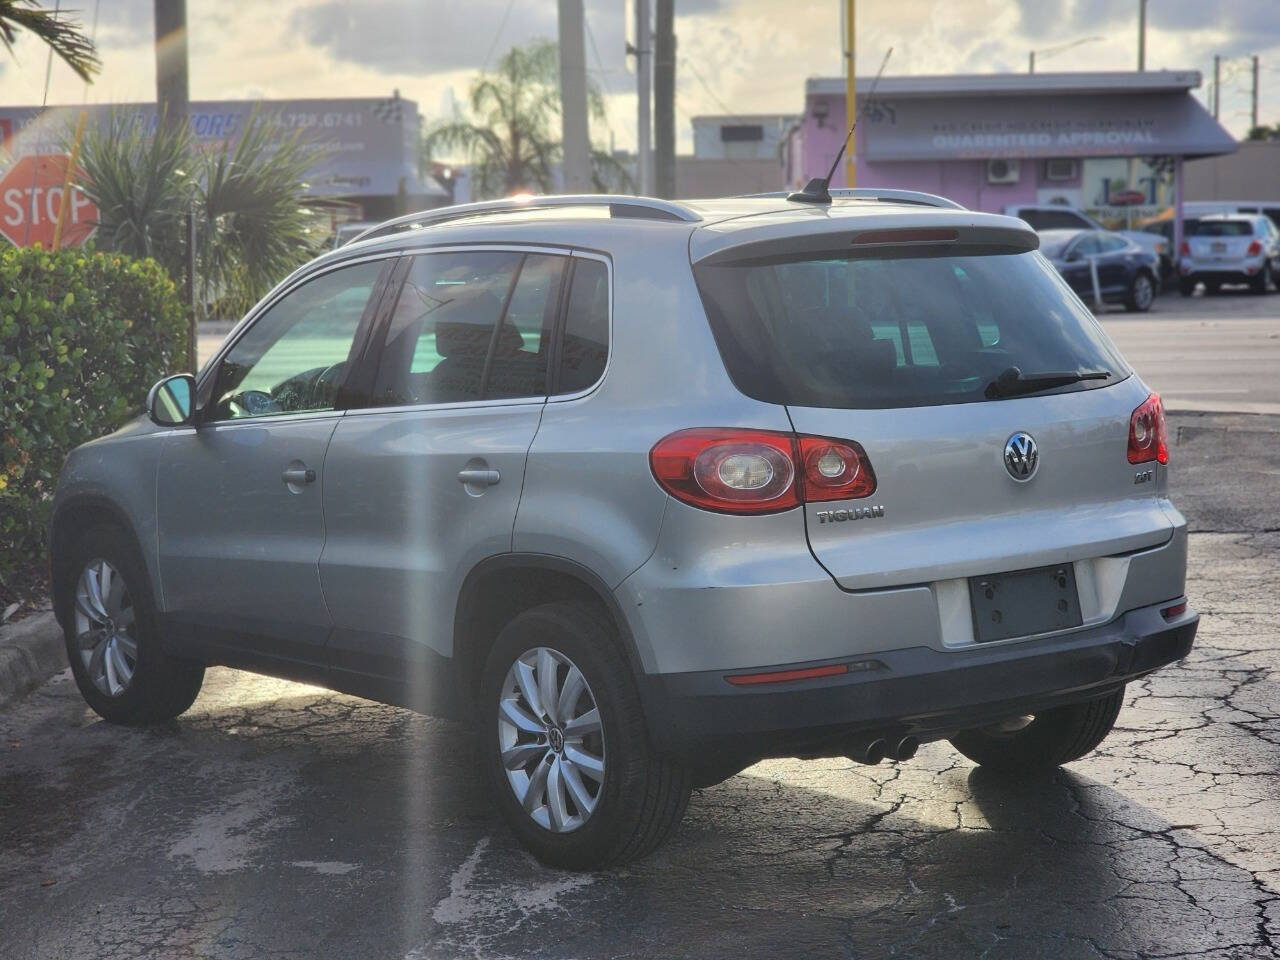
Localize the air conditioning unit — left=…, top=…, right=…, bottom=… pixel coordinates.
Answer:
left=986, top=158, right=1021, bottom=184
left=1044, top=158, right=1078, bottom=181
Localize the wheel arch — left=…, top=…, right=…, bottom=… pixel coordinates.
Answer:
left=50, top=494, right=150, bottom=632
left=452, top=554, right=648, bottom=708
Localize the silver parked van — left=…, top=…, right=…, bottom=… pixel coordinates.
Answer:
left=51, top=190, right=1197, bottom=868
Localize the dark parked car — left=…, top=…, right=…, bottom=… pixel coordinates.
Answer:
left=1039, top=229, right=1161, bottom=312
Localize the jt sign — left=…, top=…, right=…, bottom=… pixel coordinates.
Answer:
left=0, top=154, right=98, bottom=249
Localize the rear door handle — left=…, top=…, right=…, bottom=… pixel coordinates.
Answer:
left=457, top=468, right=500, bottom=487
left=282, top=465, right=316, bottom=485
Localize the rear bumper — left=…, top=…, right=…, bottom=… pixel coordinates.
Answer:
left=638, top=599, right=1197, bottom=765
left=1180, top=261, right=1266, bottom=282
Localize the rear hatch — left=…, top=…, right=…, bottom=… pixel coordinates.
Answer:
left=693, top=218, right=1173, bottom=592
left=1187, top=219, right=1256, bottom=263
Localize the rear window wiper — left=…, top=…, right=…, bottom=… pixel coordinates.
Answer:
left=984, top=366, right=1111, bottom=399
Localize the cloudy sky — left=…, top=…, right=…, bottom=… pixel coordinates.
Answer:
left=2, top=0, right=1277, bottom=150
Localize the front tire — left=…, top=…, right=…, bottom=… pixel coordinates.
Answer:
left=478, top=601, right=691, bottom=870
left=56, top=524, right=204, bottom=724
left=949, top=687, right=1124, bottom=773
left=1125, top=272, right=1155, bottom=312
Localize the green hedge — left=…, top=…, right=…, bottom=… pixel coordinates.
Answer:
left=0, top=247, right=187, bottom=601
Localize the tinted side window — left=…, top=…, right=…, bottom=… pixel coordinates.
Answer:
left=371, top=251, right=561, bottom=406
left=209, top=261, right=383, bottom=420
left=555, top=259, right=609, bottom=395
left=1098, top=234, right=1128, bottom=253
left=487, top=254, right=563, bottom=399
left=1072, top=234, right=1101, bottom=256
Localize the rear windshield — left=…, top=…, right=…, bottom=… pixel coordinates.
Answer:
left=1192, top=220, right=1253, bottom=237
left=694, top=249, right=1129, bottom=409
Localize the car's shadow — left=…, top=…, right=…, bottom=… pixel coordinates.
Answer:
left=0, top=669, right=1270, bottom=960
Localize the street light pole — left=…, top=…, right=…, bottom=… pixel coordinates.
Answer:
left=635, top=0, right=651, bottom=195
left=1138, top=0, right=1147, bottom=71
left=154, top=0, right=195, bottom=370
left=1029, top=50, right=1035, bottom=73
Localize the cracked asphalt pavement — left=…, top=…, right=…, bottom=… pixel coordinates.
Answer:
left=2, top=412, right=1278, bottom=960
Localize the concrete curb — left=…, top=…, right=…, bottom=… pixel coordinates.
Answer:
left=0, top=611, right=67, bottom=710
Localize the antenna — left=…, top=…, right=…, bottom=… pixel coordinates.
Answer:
left=788, top=46, right=894, bottom=205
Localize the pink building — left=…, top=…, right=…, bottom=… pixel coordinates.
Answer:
left=787, top=71, right=1236, bottom=224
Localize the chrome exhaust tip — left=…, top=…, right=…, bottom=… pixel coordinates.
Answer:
left=893, top=736, right=919, bottom=761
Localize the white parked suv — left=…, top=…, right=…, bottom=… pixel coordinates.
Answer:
left=1178, top=213, right=1280, bottom=295
left=51, top=190, right=1198, bottom=868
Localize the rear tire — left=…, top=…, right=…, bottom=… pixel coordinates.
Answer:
left=949, top=687, right=1125, bottom=773
left=477, top=601, right=691, bottom=870
left=1178, top=278, right=1196, bottom=296
left=1250, top=268, right=1269, bottom=295
left=56, top=524, right=204, bottom=724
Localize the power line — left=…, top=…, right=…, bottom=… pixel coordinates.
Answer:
left=680, top=56, right=751, bottom=123
left=480, top=0, right=517, bottom=73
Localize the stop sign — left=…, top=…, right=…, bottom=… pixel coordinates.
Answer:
left=0, top=154, right=98, bottom=249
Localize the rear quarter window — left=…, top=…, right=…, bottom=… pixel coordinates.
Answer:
left=693, top=247, right=1129, bottom=410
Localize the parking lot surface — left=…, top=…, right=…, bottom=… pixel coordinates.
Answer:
left=2, top=406, right=1278, bottom=960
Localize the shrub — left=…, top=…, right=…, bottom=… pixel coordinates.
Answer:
left=0, top=246, right=187, bottom=605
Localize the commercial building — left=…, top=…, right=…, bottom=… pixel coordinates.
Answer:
left=0, top=94, right=447, bottom=238
left=691, top=113, right=798, bottom=160
left=788, top=71, right=1236, bottom=230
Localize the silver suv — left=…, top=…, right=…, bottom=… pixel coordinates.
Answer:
left=1178, top=213, right=1280, bottom=295
left=51, top=190, right=1198, bottom=869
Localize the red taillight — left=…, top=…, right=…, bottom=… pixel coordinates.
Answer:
left=1247, top=240, right=1263, bottom=256
left=650, top=428, right=801, bottom=514
left=650, top=428, right=877, bottom=515
left=1127, top=392, right=1168, bottom=466
left=1179, top=241, right=1190, bottom=255
left=796, top=435, right=877, bottom=502
left=1161, top=601, right=1188, bottom=620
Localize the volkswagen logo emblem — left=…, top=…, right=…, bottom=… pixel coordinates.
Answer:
left=1004, top=432, right=1039, bottom=481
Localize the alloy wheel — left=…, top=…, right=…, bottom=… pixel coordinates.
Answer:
left=73, top=558, right=138, bottom=697
left=497, top=646, right=606, bottom=833
left=1134, top=275, right=1153, bottom=309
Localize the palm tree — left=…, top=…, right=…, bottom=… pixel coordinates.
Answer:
left=76, top=109, right=325, bottom=319
left=0, top=0, right=99, bottom=81
left=424, top=40, right=630, bottom=199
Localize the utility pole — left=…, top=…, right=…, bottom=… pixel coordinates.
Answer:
left=154, top=0, right=196, bottom=370
left=844, top=0, right=856, bottom=187
left=1213, top=54, right=1220, bottom=120
left=557, top=0, right=591, bottom=193
left=653, top=0, right=676, bottom=200
left=634, top=0, right=652, bottom=195
left=1028, top=51, right=1035, bottom=74
left=1251, top=55, right=1260, bottom=132
left=1137, top=0, right=1147, bottom=70
left=154, top=0, right=188, bottom=130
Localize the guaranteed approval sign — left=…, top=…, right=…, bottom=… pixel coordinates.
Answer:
left=0, top=154, right=98, bottom=249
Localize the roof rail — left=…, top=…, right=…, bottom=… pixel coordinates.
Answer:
left=350, top=194, right=702, bottom=244
left=742, top=188, right=966, bottom=210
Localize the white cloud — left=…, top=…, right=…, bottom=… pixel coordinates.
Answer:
left=4, top=0, right=1277, bottom=149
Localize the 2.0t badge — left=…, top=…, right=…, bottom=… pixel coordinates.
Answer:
left=1004, top=431, right=1039, bottom=481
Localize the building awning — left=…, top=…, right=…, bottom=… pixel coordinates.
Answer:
left=803, top=71, right=1237, bottom=161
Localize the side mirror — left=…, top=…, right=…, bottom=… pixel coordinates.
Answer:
left=147, top=374, right=195, bottom=427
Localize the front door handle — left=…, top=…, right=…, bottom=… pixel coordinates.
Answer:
left=457, top=467, right=500, bottom=487
left=282, top=465, right=316, bottom=485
